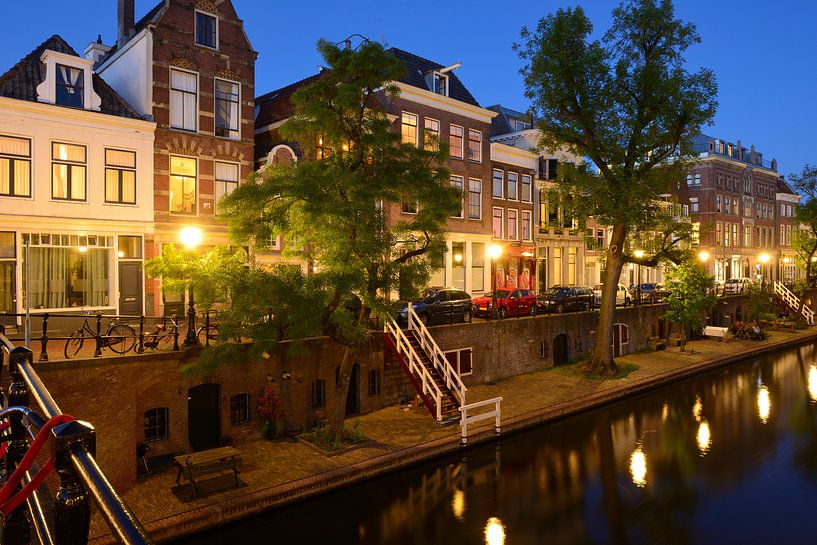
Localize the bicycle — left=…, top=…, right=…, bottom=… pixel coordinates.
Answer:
left=64, top=313, right=136, bottom=359
left=196, top=310, right=220, bottom=345
left=135, top=317, right=179, bottom=353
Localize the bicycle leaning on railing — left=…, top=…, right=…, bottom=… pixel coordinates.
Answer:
left=135, top=316, right=179, bottom=353
left=64, top=313, right=136, bottom=359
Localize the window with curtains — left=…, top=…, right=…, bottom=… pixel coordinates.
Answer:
left=507, top=209, right=518, bottom=239
left=468, top=129, right=482, bottom=162
left=0, top=136, right=31, bottom=197
left=522, top=211, right=531, bottom=240
left=169, top=156, right=196, bottom=214
left=0, top=233, right=15, bottom=312
left=215, top=161, right=239, bottom=210
left=22, top=232, right=112, bottom=309
left=507, top=172, right=518, bottom=200
left=104, top=149, right=136, bottom=204
left=52, top=142, right=86, bottom=201
left=468, top=179, right=481, bottom=219
left=424, top=118, right=439, bottom=150
left=521, top=174, right=532, bottom=202
left=401, top=112, right=418, bottom=146
left=170, top=69, right=197, bottom=132
left=55, top=64, right=83, bottom=107
left=195, top=11, right=218, bottom=49
left=492, top=169, right=504, bottom=198
left=215, top=79, right=239, bottom=139
left=493, top=207, right=503, bottom=238
left=450, top=175, right=463, bottom=218
left=450, top=125, right=464, bottom=159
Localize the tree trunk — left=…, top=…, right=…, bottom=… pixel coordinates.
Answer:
left=328, top=306, right=372, bottom=437
left=584, top=224, right=628, bottom=376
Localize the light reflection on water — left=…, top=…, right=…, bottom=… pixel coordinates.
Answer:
left=175, top=343, right=817, bottom=545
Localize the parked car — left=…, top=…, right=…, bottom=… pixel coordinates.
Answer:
left=472, top=289, right=537, bottom=319
left=537, top=286, right=595, bottom=314
left=629, top=282, right=663, bottom=303
left=397, top=287, right=472, bottom=326
left=723, top=277, right=754, bottom=295
left=592, top=283, right=631, bottom=306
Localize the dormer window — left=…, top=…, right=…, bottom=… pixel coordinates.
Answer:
left=56, top=65, right=84, bottom=107
left=432, top=72, right=448, bottom=96
left=195, top=11, right=218, bottom=49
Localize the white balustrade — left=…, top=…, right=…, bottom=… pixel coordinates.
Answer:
left=385, top=318, right=444, bottom=420
left=459, top=397, right=503, bottom=445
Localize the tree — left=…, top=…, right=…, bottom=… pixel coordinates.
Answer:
left=789, top=165, right=817, bottom=287
left=516, top=0, right=717, bottom=375
left=215, top=39, right=459, bottom=436
left=664, top=261, right=716, bottom=340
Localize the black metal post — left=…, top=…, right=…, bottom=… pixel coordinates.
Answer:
left=205, top=310, right=210, bottom=348
left=39, top=312, right=49, bottom=362
left=52, top=420, right=94, bottom=545
left=172, top=315, right=180, bottom=352
left=491, top=259, right=497, bottom=321
left=138, top=316, right=145, bottom=354
left=94, top=313, right=103, bottom=357
left=3, top=348, right=32, bottom=545
left=183, top=287, right=198, bottom=347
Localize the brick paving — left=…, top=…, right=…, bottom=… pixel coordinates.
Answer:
left=88, top=328, right=817, bottom=544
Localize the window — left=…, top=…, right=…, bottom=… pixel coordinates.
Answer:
left=492, top=207, right=503, bottom=238
left=311, top=379, right=326, bottom=408
left=401, top=112, right=418, bottom=146
left=471, top=242, right=484, bottom=292
left=104, top=149, right=136, bottom=204
left=195, top=11, right=217, bottom=48
left=468, top=179, right=481, bottom=220
left=731, top=223, right=738, bottom=247
left=444, top=348, right=472, bottom=376
left=401, top=200, right=417, bottom=214
left=56, top=64, right=84, bottom=108
left=215, top=79, right=239, bottom=139
left=596, top=229, right=605, bottom=248
left=170, top=156, right=196, bottom=214
left=52, top=142, right=86, bottom=201
left=367, top=370, right=381, bottom=396
left=686, top=174, right=692, bottom=186
left=733, top=198, right=739, bottom=216
left=424, top=118, right=440, bottom=150
left=716, top=222, right=722, bottom=246
left=694, top=173, right=701, bottom=186
left=432, top=72, right=448, bottom=96
left=170, top=69, right=197, bottom=131
left=450, top=176, right=463, bottom=218
left=716, top=195, right=721, bottom=213
left=467, top=129, right=481, bottom=162
left=144, top=408, right=168, bottom=442
left=522, top=211, right=531, bottom=240
left=690, top=197, right=699, bottom=213
left=568, top=247, right=576, bottom=285
left=215, top=161, right=239, bottom=208
left=450, top=125, right=464, bottom=159
left=118, top=236, right=142, bottom=259
left=492, top=169, right=504, bottom=198
left=745, top=225, right=752, bottom=248
left=507, top=209, right=518, bottom=240
left=507, top=172, right=518, bottom=200
left=0, top=136, right=31, bottom=197
left=521, top=174, right=532, bottom=202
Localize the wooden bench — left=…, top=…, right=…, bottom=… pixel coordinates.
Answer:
left=703, top=326, right=729, bottom=341
left=174, top=446, right=242, bottom=499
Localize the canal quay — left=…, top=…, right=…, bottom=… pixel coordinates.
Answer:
left=88, top=329, right=817, bottom=544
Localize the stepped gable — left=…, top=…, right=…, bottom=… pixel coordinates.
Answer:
left=0, top=34, right=141, bottom=119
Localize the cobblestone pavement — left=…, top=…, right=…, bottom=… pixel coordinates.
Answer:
left=88, top=329, right=816, bottom=542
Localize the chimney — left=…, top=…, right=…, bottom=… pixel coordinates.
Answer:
left=84, top=35, right=112, bottom=64
left=117, top=0, right=135, bottom=48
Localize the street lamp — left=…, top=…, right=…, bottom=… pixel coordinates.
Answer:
left=758, top=252, right=770, bottom=286
left=698, top=250, right=710, bottom=263
left=488, top=244, right=503, bottom=320
left=180, top=226, right=203, bottom=347
left=634, top=250, right=645, bottom=305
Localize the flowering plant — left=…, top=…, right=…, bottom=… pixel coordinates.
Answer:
left=257, top=385, right=287, bottom=422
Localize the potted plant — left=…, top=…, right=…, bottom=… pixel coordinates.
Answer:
left=257, top=385, right=287, bottom=438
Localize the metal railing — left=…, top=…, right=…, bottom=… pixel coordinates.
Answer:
left=0, top=329, right=152, bottom=545
left=407, top=306, right=467, bottom=406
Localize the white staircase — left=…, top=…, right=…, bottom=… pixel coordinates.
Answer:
left=773, top=281, right=815, bottom=325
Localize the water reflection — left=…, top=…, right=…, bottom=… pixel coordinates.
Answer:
left=176, top=343, right=817, bottom=545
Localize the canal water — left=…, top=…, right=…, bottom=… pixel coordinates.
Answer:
left=178, top=342, right=817, bottom=544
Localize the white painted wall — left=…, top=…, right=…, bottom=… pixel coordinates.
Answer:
left=96, top=30, right=152, bottom=118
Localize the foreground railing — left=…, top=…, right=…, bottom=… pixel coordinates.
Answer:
left=459, top=397, right=503, bottom=445
left=0, top=329, right=152, bottom=545
left=773, top=281, right=815, bottom=325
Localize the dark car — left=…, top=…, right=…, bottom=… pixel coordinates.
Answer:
left=536, top=286, right=595, bottom=314
left=472, top=289, right=537, bottom=319
left=397, top=287, right=472, bottom=326
left=629, top=283, right=662, bottom=303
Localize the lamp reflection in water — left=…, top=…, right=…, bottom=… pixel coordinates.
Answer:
left=630, top=446, right=647, bottom=487
left=808, top=365, right=817, bottom=403
left=757, top=385, right=771, bottom=424
left=484, top=517, right=506, bottom=545
left=697, top=419, right=712, bottom=455
left=692, top=395, right=703, bottom=422
left=451, top=489, right=465, bottom=520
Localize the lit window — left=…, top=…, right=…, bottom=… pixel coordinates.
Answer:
left=507, top=209, right=518, bottom=240
left=493, top=207, right=503, bottom=238
left=401, top=112, right=418, bottom=146
left=522, top=211, right=531, bottom=240
left=507, top=172, right=518, bottom=200
left=492, top=169, right=504, bottom=198
left=144, top=408, right=169, bottom=442
left=451, top=176, right=464, bottom=218
left=170, top=156, right=196, bottom=214
left=468, top=129, right=481, bottom=162
left=424, top=118, right=439, bottom=150
left=56, top=64, right=83, bottom=108
left=215, top=162, right=239, bottom=210
left=105, top=149, right=136, bottom=205
left=170, top=69, right=197, bottom=132
left=0, top=136, right=31, bottom=197
left=450, top=125, right=464, bottom=159
left=230, top=394, right=250, bottom=425
left=521, top=175, right=532, bottom=202
left=468, top=179, right=482, bottom=220
left=195, top=11, right=217, bottom=49
left=52, top=142, right=86, bottom=201
left=215, top=79, right=239, bottom=139
left=694, top=173, right=701, bottom=186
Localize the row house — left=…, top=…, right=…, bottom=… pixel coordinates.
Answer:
left=678, top=134, right=799, bottom=284
left=96, top=0, right=256, bottom=315
left=255, top=48, right=498, bottom=295
left=0, top=35, right=155, bottom=321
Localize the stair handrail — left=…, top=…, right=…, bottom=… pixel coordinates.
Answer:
left=385, top=319, right=444, bottom=420
left=773, top=281, right=815, bottom=325
left=406, top=306, right=467, bottom=404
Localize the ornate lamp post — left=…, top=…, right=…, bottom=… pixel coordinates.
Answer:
left=488, top=244, right=503, bottom=320
left=180, top=226, right=203, bottom=347
left=634, top=249, right=645, bottom=305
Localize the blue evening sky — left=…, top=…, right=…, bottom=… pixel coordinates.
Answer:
left=2, top=1, right=814, bottom=177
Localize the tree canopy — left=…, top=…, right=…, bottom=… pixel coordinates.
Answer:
left=789, top=165, right=817, bottom=287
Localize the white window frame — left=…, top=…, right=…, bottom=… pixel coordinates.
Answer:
left=214, top=160, right=240, bottom=213
left=507, top=208, right=519, bottom=240
left=507, top=171, right=519, bottom=201
left=521, top=174, right=532, bottom=202
left=492, top=169, right=504, bottom=199
left=104, top=148, right=137, bottom=206
left=0, top=135, right=32, bottom=199
left=194, top=9, right=219, bottom=50
left=169, top=155, right=198, bottom=215
left=424, top=118, right=440, bottom=150
left=444, top=347, right=473, bottom=377
left=492, top=207, right=504, bottom=239
left=450, top=124, right=464, bottom=160
left=468, top=178, right=482, bottom=220
left=467, top=129, right=482, bottom=163
left=450, top=175, right=464, bottom=218
left=51, top=141, right=87, bottom=202
left=401, top=112, right=418, bottom=146
left=522, top=210, right=532, bottom=241
left=214, top=78, right=240, bottom=140
left=170, top=68, right=199, bottom=132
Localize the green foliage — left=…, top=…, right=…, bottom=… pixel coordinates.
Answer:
left=744, top=283, right=776, bottom=323
left=664, top=261, right=716, bottom=334
left=789, top=165, right=817, bottom=287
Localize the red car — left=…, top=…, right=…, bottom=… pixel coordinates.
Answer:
left=472, top=289, right=537, bottom=319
